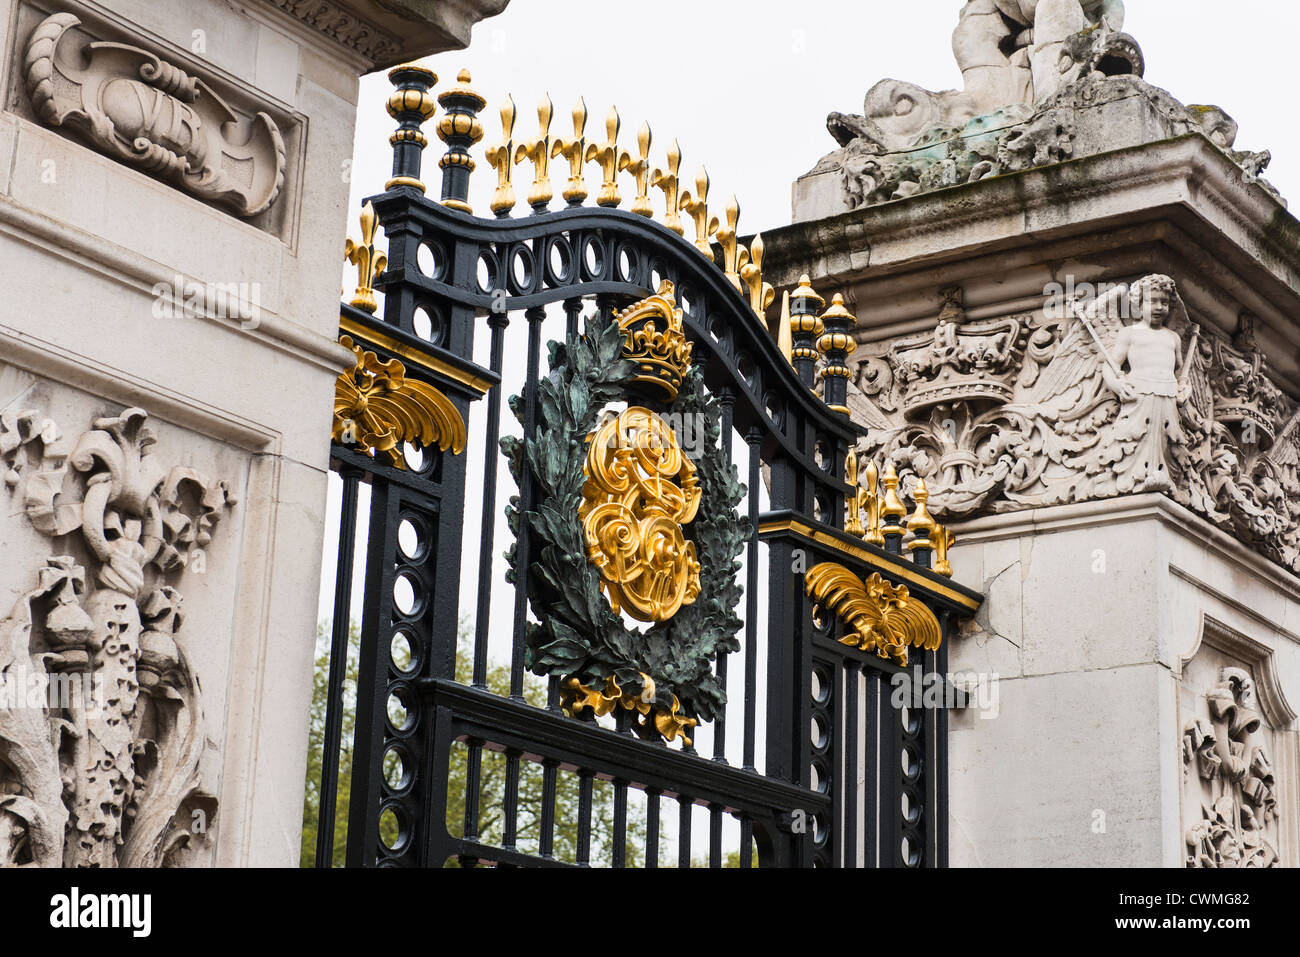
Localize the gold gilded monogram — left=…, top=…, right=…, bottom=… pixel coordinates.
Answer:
left=580, top=408, right=701, bottom=622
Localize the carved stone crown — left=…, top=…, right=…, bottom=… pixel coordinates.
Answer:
left=616, top=280, right=694, bottom=400
left=1211, top=334, right=1285, bottom=451
left=889, top=290, right=1026, bottom=416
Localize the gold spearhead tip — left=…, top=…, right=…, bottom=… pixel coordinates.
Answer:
left=777, top=290, right=793, bottom=362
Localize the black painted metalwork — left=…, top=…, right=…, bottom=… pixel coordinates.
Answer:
left=315, top=105, right=983, bottom=867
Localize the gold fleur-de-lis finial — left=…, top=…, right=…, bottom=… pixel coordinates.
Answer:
left=862, top=459, right=885, bottom=547
left=551, top=97, right=589, bottom=206
left=344, top=200, right=387, bottom=313
left=679, top=166, right=718, bottom=259
left=716, top=195, right=743, bottom=293
left=513, top=94, right=554, bottom=211
left=741, top=233, right=776, bottom=317
left=485, top=95, right=517, bottom=216
left=933, top=525, right=956, bottom=576
left=625, top=122, right=654, bottom=216
left=585, top=106, right=630, bottom=207
left=881, top=461, right=908, bottom=538
left=907, top=478, right=938, bottom=554
left=652, top=139, right=684, bottom=236
left=844, top=447, right=865, bottom=536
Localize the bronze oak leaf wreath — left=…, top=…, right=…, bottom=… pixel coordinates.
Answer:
left=501, top=314, right=748, bottom=734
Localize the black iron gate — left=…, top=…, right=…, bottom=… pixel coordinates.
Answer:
left=312, top=65, right=982, bottom=868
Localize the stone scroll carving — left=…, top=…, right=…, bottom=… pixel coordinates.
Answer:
left=849, top=276, right=1300, bottom=575
left=1183, top=669, right=1280, bottom=868
left=24, top=13, right=287, bottom=218
left=807, top=0, right=1279, bottom=214
left=0, top=406, right=233, bottom=866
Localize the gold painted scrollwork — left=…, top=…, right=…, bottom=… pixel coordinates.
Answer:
left=560, top=673, right=699, bottom=746
left=805, top=563, right=942, bottom=665
left=580, top=407, right=701, bottom=623
left=333, top=335, right=467, bottom=467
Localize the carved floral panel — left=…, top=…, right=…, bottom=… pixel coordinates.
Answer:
left=0, top=403, right=233, bottom=867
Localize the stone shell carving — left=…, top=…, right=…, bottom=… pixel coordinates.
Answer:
left=849, top=276, right=1300, bottom=576
left=24, top=13, right=287, bottom=218
left=0, top=407, right=233, bottom=867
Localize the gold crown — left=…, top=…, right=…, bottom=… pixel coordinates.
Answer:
left=616, top=280, right=693, bottom=400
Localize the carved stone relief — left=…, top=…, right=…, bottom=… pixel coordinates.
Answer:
left=1183, top=669, right=1280, bottom=867
left=23, top=13, right=287, bottom=218
left=807, top=1, right=1279, bottom=213
left=0, top=406, right=233, bottom=866
left=1179, top=618, right=1295, bottom=868
left=848, top=276, right=1300, bottom=576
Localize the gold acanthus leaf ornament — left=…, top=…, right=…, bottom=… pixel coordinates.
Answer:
left=560, top=673, right=698, bottom=746
left=805, top=564, right=942, bottom=665
left=580, top=407, right=701, bottom=623
left=333, top=335, right=467, bottom=467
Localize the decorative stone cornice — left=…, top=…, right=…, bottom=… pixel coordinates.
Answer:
left=266, top=0, right=512, bottom=69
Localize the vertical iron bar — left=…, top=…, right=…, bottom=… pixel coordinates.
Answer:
left=678, top=797, right=692, bottom=869
left=577, top=770, right=594, bottom=866
left=510, top=306, right=546, bottom=699
left=344, top=478, right=398, bottom=867
left=463, top=740, right=482, bottom=842
left=935, top=628, right=950, bottom=867
left=740, top=818, right=753, bottom=868
left=613, top=780, right=628, bottom=867
left=471, top=313, right=509, bottom=688
left=743, top=428, right=762, bottom=771
left=645, top=789, right=660, bottom=868
left=539, top=759, right=558, bottom=860
left=564, top=296, right=582, bottom=340
left=844, top=659, right=860, bottom=868
left=315, top=466, right=362, bottom=868
left=709, top=806, right=722, bottom=867
left=881, top=680, right=902, bottom=867
left=503, top=750, right=520, bottom=850
left=713, top=390, right=735, bottom=765
left=864, top=672, right=879, bottom=867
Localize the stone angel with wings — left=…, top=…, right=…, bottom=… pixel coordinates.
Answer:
left=1029, top=274, right=1194, bottom=496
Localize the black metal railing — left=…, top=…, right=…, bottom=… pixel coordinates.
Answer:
left=309, top=66, right=982, bottom=868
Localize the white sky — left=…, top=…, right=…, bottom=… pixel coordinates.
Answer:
left=346, top=0, right=1300, bottom=233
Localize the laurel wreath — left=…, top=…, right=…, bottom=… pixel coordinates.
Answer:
left=502, top=314, right=748, bottom=723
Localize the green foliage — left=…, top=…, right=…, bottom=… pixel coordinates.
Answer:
left=299, top=621, right=643, bottom=867
left=300, top=621, right=358, bottom=867
left=501, top=315, right=750, bottom=722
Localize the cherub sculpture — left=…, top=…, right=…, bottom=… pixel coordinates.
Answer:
left=1029, top=274, right=1193, bottom=494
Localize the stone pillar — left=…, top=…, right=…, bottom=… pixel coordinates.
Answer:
left=766, top=8, right=1300, bottom=868
left=0, top=0, right=508, bottom=867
